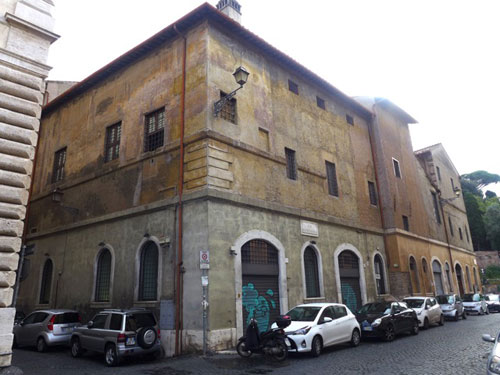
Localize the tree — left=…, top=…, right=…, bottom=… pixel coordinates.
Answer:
left=485, top=190, right=498, bottom=199
left=462, top=170, right=500, bottom=190
left=463, top=191, right=489, bottom=251
left=485, top=204, right=500, bottom=250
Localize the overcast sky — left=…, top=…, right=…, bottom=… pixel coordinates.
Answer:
left=48, top=0, right=500, bottom=195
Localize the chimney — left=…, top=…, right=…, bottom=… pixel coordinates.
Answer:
left=216, top=0, right=242, bottom=24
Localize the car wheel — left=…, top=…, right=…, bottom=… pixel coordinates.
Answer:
left=438, top=315, right=444, bottom=326
left=384, top=325, right=395, bottom=342
left=105, top=344, right=119, bottom=367
left=454, top=311, right=459, bottom=321
left=486, top=306, right=490, bottom=315
left=36, top=337, right=47, bottom=353
left=410, top=320, right=419, bottom=335
left=310, top=336, right=322, bottom=357
left=479, top=307, right=485, bottom=315
left=70, top=337, right=83, bottom=358
left=462, top=311, right=467, bottom=320
left=423, top=318, right=429, bottom=330
left=236, top=340, right=252, bottom=358
left=271, top=340, right=288, bottom=362
left=350, top=329, right=361, bottom=347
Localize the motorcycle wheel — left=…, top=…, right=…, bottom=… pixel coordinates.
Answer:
left=271, top=341, right=288, bottom=362
left=236, top=341, right=252, bottom=358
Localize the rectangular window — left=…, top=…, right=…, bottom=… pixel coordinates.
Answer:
left=450, top=178, right=455, bottom=191
left=288, top=80, right=299, bottom=95
left=431, top=192, right=441, bottom=224
left=466, top=227, right=470, bottom=243
left=393, top=158, right=402, bottom=178
left=285, top=148, right=297, bottom=180
left=368, top=181, right=378, bottom=206
left=326, top=161, right=339, bottom=197
left=448, top=216, right=454, bottom=236
left=219, top=91, right=237, bottom=124
left=436, top=166, right=441, bottom=181
left=144, top=108, right=165, bottom=152
left=346, top=114, right=354, bottom=125
left=316, top=96, right=325, bottom=110
left=459, top=227, right=463, bottom=240
left=105, top=122, right=121, bottom=162
left=402, top=215, right=409, bottom=231
left=52, top=147, right=67, bottom=183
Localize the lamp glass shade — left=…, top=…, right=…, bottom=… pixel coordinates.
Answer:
left=233, top=66, right=249, bottom=86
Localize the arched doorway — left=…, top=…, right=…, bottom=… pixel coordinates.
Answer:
left=409, top=256, right=420, bottom=294
left=338, top=250, right=362, bottom=312
left=432, top=260, right=444, bottom=296
left=241, top=239, right=280, bottom=332
left=455, top=263, right=465, bottom=296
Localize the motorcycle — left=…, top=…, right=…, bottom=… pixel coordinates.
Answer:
left=236, top=315, right=291, bottom=361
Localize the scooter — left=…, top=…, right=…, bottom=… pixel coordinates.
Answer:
left=236, top=315, right=291, bottom=361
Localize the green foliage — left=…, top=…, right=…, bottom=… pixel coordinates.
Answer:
left=485, top=204, right=500, bottom=250
left=485, top=265, right=500, bottom=280
left=463, top=191, right=489, bottom=250
left=462, top=170, right=500, bottom=190
left=486, top=190, right=498, bottom=199
left=460, top=177, right=483, bottom=197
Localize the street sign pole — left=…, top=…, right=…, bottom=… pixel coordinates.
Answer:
left=200, top=250, right=209, bottom=356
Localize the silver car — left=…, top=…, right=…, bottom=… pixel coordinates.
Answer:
left=13, top=309, right=81, bottom=352
left=436, top=294, right=466, bottom=321
left=70, top=309, right=162, bottom=366
left=482, top=332, right=500, bottom=374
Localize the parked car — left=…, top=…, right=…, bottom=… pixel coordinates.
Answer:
left=70, top=308, right=162, bottom=366
left=463, top=293, right=489, bottom=315
left=13, top=309, right=81, bottom=352
left=482, top=331, right=500, bottom=374
left=355, top=301, right=419, bottom=342
left=436, top=294, right=466, bottom=321
left=403, top=296, right=444, bottom=329
left=486, top=294, right=500, bottom=313
left=275, top=303, right=361, bottom=357
left=14, top=311, right=25, bottom=325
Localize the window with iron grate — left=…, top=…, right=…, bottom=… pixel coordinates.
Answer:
left=368, top=181, right=377, bottom=205
left=326, top=161, right=339, bottom=197
left=285, top=148, right=297, bottom=180
left=339, top=251, right=359, bottom=269
left=105, top=122, right=121, bottom=162
left=242, top=240, right=278, bottom=265
left=39, top=259, right=53, bottom=304
left=144, top=108, right=165, bottom=152
left=52, top=147, right=66, bottom=183
left=304, top=247, right=320, bottom=298
left=139, top=242, right=159, bottom=301
left=219, top=91, right=237, bottom=124
left=95, top=249, right=112, bottom=302
left=374, top=254, right=386, bottom=295
left=403, top=215, right=409, bottom=231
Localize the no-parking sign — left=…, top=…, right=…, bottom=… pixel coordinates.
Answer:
left=200, top=250, right=210, bottom=269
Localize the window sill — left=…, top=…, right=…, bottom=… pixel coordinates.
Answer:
left=133, top=301, right=159, bottom=308
left=304, top=297, right=326, bottom=301
left=90, top=302, right=112, bottom=309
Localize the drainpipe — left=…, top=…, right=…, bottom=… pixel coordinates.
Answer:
left=173, top=24, right=186, bottom=357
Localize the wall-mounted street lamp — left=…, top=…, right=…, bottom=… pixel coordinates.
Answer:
left=440, top=186, right=461, bottom=204
left=213, top=66, right=249, bottom=117
left=51, top=188, right=79, bottom=215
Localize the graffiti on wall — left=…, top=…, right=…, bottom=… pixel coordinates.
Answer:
left=242, top=283, right=276, bottom=332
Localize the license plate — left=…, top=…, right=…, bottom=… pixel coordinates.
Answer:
left=284, top=338, right=291, bottom=346
left=363, top=326, right=373, bottom=331
left=126, top=337, right=136, bottom=346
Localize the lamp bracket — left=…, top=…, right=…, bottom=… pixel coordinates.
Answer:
left=213, top=85, right=242, bottom=117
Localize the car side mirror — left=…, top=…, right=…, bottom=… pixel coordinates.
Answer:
left=482, top=334, right=495, bottom=343
left=320, top=317, right=333, bottom=324
left=87, top=321, right=94, bottom=329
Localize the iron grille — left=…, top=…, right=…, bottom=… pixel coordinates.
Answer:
left=95, top=249, right=111, bottom=302
left=339, top=251, right=358, bottom=269
left=368, top=181, right=378, bottom=205
left=105, top=122, right=121, bottom=162
left=220, top=91, right=237, bottom=124
left=242, top=240, right=278, bottom=265
left=285, top=148, right=297, bottom=180
left=374, top=255, right=385, bottom=294
left=139, top=242, right=159, bottom=301
left=52, top=148, right=66, bottom=183
left=144, top=108, right=165, bottom=152
left=326, top=161, right=339, bottom=197
left=304, top=247, right=320, bottom=298
left=39, top=259, right=53, bottom=304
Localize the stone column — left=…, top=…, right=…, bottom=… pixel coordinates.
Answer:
left=0, top=0, right=58, bottom=369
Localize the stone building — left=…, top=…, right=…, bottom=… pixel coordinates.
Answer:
left=16, top=1, right=478, bottom=356
left=0, top=0, right=58, bottom=369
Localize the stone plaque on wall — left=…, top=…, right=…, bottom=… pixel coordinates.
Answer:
left=300, top=220, right=319, bottom=237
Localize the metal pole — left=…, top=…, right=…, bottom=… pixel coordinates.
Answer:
left=202, top=269, right=207, bottom=356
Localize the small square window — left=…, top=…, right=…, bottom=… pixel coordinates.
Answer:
left=402, top=215, right=409, bottom=231
left=368, top=181, right=378, bottom=206
left=316, top=96, right=325, bottom=110
left=144, top=108, right=165, bottom=152
left=285, top=148, right=297, bottom=180
left=346, top=114, right=354, bottom=125
left=288, top=80, right=299, bottom=95
left=52, top=147, right=67, bottom=183
left=219, top=91, right=237, bottom=124
left=105, top=122, right=121, bottom=162
left=393, top=158, right=402, bottom=178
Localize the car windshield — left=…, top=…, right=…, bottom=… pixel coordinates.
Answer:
left=489, top=295, right=500, bottom=302
left=125, top=313, right=156, bottom=331
left=403, top=299, right=424, bottom=308
left=463, top=294, right=479, bottom=302
left=436, top=295, right=454, bottom=304
left=357, top=302, right=392, bottom=315
left=286, top=306, right=322, bottom=322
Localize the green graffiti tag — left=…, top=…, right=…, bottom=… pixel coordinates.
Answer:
left=242, top=283, right=276, bottom=332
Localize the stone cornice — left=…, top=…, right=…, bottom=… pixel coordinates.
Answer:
left=0, top=47, right=52, bottom=78
left=5, top=13, right=59, bottom=43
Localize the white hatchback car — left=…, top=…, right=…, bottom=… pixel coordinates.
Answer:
left=403, top=297, right=444, bottom=329
left=276, top=303, right=361, bottom=357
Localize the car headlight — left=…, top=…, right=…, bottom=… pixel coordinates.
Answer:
left=490, top=355, right=500, bottom=374
left=372, top=318, right=382, bottom=327
left=417, top=311, right=422, bottom=316
left=291, top=327, right=311, bottom=335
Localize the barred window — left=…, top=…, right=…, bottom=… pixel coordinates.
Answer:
left=368, top=181, right=377, bottom=206
left=304, top=247, right=320, bottom=298
left=105, top=122, right=121, bottom=162
left=242, top=240, right=278, bottom=265
left=139, top=242, right=159, bottom=301
left=326, top=161, right=339, bottom=197
left=339, top=251, right=359, bottom=269
left=39, top=259, right=53, bottom=304
left=403, top=215, right=409, bottom=231
left=52, top=148, right=66, bottom=183
left=95, top=249, right=112, bottom=302
left=144, top=108, right=165, bottom=152
left=285, top=148, right=297, bottom=180
left=220, top=91, right=237, bottom=124
left=374, top=254, right=386, bottom=295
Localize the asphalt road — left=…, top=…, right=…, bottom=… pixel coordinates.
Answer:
left=12, top=312, right=499, bottom=375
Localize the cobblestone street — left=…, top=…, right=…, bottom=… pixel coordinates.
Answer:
left=13, top=312, right=498, bottom=375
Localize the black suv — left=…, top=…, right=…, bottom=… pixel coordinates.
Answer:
left=70, top=309, right=162, bottom=366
